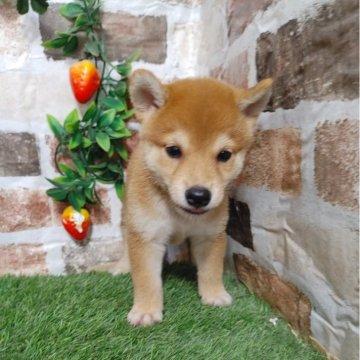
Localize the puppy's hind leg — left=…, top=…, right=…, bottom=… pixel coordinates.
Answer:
left=191, top=233, right=232, bottom=306
left=127, top=229, right=166, bottom=327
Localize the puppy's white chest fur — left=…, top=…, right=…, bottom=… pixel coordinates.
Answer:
left=130, top=193, right=222, bottom=246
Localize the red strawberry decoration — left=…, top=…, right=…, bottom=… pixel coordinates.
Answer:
left=62, top=206, right=91, bottom=241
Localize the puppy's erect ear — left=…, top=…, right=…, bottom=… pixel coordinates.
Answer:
left=129, top=69, right=167, bottom=112
left=236, top=79, right=273, bottom=119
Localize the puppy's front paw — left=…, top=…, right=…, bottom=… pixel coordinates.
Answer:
left=127, top=307, right=163, bottom=327
left=201, top=290, right=233, bottom=306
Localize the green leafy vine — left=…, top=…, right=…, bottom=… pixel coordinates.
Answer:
left=43, top=0, right=139, bottom=211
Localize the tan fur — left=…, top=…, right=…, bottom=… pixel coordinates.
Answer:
left=123, top=70, right=272, bottom=326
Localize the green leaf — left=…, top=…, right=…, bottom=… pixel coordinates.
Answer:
left=108, top=145, right=115, bottom=157
left=90, top=5, right=101, bottom=24
left=107, top=127, right=132, bottom=139
left=113, top=81, right=127, bottom=97
left=116, top=145, right=128, bottom=161
left=72, top=157, right=86, bottom=177
left=98, top=42, right=108, bottom=62
left=95, top=132, right=111, bottom=152
left=47, top=114, right=64, bottom=138
left=82, top=137, right=92, bottom=148
left=84, top=187, right=96, bottom=203
left=69, top=131, right=82, bottom=150
left=77, top=177, right=92, bottom=188
left=63, top=36, right=79, bottom=56
left=47, top=176, right=74, bottom=187
left=88, top=162, right=107, bottom=171
left=88, top=128, right=96, bottom=142
left=30, top=0, right=49, bottom=14
left=46, top=187, right=68, bottom=201
left=75, top=13, right=88, bottom=28
left=16, top=0, right=29, bottom=14
left=59, top=3, right=83, bottom=18
left=101, top=97, right=126, bottom=112
left=42, top=36, right=68, bottom=49
left=118, top=109, right=135, bottom=121
left=98, top=109, right=116, bottom=128
left=97, top=170, right=118, bottom=183
left=64, top=109, right=79, bottom=134
left=68, top=191, right=85, bottom=212
left=108, top=163, right=123, bottom=174
left=83, top=102, right=97, bottom=122
left=126, top=48, right=141, bottom=63
left=118, top=127, right=132, bottom=138
left=87, top=0, right=98, bottom=8
left=105, top=128, right=128, bottom=139
left=110, top=116, right=126, bottom=131
left=116, top=62, right=131, bottom=77
left=115, top=50, right=140, bottom=77
left=84, top=41, right=100, bottom=57
left=58, top=163, right=79, bottom=179
left=67, top=25, right=81, bottom=35
left=115, top=181, right=125, bottom=200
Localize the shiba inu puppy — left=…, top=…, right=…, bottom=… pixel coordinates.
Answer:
left=124, top=69, right=272, bottom=326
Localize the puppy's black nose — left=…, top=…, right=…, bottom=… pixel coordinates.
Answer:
left=185, top=186, right=211, bottom=208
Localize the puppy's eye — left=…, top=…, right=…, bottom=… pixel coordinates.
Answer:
left=165, top=146, right=182, bottom=158
left=217, top=150, right=232, bottom=162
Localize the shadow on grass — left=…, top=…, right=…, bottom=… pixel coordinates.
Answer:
left=162, top=261, right=197, bottom=283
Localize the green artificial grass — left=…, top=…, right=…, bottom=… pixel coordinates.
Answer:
left=0, top=263, right=325, bottom=360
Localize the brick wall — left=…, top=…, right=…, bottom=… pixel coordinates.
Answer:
left=206, top=0, right=358, bottom=359
left=0, top=1, right=358, bottom=359
left=0, top=0, right=201, bottom=276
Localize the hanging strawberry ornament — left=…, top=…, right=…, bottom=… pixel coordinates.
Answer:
left=69, top=60, right=100, bottom=103
left=62, top=206, right=91, bottom=241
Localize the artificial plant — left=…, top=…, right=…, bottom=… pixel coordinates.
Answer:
left=43, top=0, right=138, bottom=212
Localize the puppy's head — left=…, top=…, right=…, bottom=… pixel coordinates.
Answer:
left=129, top=70, right=272, bottom=217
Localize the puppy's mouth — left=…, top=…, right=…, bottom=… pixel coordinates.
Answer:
left=181, top=207, right=209, bottom=215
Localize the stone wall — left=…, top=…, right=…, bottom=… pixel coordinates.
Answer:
left=206, top=0, right=358, bottom=359
left=0, top=0, right=201, bottom=276
left=0, top=0, right=358, bottom=359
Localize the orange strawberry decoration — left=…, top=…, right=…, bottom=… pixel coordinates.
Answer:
left=69, top=60, right=100, bottom=103
left=62, top=206, right=91, bottom=241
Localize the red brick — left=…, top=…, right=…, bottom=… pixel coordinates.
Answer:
left=45, top=135, right=58, bottom=171
left=0, top=132, right=40, bottom=176
left=0, top=189, right=52, bottom=232
left=315, top=120, right=359, bottom=209
left=227, top=0, right=275, bottom=44
left=0, top=244, right=48, bottom=275
left=62, top=238, right=123, bottom=273
left=39, top=5, right=167, bottom=64
left=45, top=135, right=76, bottom=171
left=102, top=12, right=167, bottom=64
left=211, top=51, right=249, bottom=88
left=256, top=0, right=359, bottom=109
left=39, top=4, right=81, bottom=60
left=0, top=3, right=28, bottom=56
left=234, top=254, right=311, bottom=337
left=238, top=129, right=302, bottom=195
